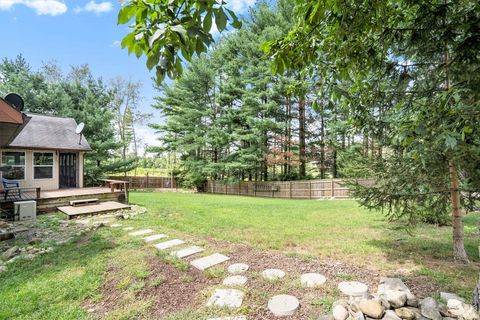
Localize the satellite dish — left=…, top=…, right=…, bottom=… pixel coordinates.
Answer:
left=76, top=122, right=85, bottom=134
left=4, top=93, right=24, bottom=111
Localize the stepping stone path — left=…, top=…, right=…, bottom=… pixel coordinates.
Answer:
left=338, top=281, right=368, bottom=297
left=268, top=294, right=300, bottom=316
left=207, top=288, right=244, bottom=309
left=227, top=263, right=249, bottom=274
left=208, top=317, right=247, bottom=320
left=223, top=275, right=248, bottom=286
left=110, top=223, right=122, bottom=228
left=154, top=239, right=185, bottom=250
left=171, top=246, right=204, bottom=258
left=191, top=253, right=230, bottom=271
left=300, top=273, right=326, bottom=288
left=142, top=234, right=167, bottom=242
left=262, top=268, right=286, bottom=280
left=116, top=226, right=368, bottom=319
left=129, top=229, right=153, bottom=236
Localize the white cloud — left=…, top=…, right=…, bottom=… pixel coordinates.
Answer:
left=227, top=0, right=255, bottom=14
left=0, top=0, right=67, bottom=15
left=135, top=126, right=162, bottom=155
left=110, top=40, right=120, bottom=47
left=74, top=1, right=112, bottom=14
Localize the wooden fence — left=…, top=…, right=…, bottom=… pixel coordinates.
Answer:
left=206, top=179, right=370, bottom=199
left=109, top=175, right=177, bottom=189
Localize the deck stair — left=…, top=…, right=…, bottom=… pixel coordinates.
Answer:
left=69, top=198, right=98, bottom=206
left=58, top=201, right=131, bottom=219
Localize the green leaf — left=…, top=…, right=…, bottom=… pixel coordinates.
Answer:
left=148, top=28, right=165, bottom=48
left=117, top=4, right=136, bottom=24
left=226, top=8, right=242, bottom=29
left=121, top=33, right=135, bottom=49
left=445, top=136, right=457, bottom=149
left=155, top=66, right=165, bottom=84
left=171, top=25, right=187, bottom=44
left=214, top=9, right=227, bottom=31
left=203, top=11, right=212, bottom=32
left=312, top=100, right=320, bottom=112
left=146, top=52, right=160, bottom=70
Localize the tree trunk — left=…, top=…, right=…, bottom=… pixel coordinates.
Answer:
left=299, top=96, right=306, bottom=177
left=448, top=161, right=469, bottom=264
left=320, top=111, right=326, bottom=179
left=332, top=148, right=337, bottom=179
left=473, top=273, right=480, bottom=312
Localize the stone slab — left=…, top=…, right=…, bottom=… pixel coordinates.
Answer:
left=123, top=227, right=134, bottom=231
left=378, top=277, right=416, bottom=305
left=154, top=239, right=185, bottom=250
left=206, top=288, right=244, bottom=309
left=227, top=263, right=249, bottom=274
left=262, top=269, right=286, bottom=281
left=338, top=281, right=368, bottom=297
left=171, top=246, right=204, bottom=258
left=223, top=275, right=248, bottom=286
left=110, top=223, right=122, bottom=228
left=142, top=234, right=167, bottom=242
left=129, top=229, right=153, bottom=236
left=268, top=294, right=300, bottom=316
left=440, top=292, right=464, bottom=303
left=300, top=273, right=327, bottom=287
left=191, top=253, right=230, bottom=271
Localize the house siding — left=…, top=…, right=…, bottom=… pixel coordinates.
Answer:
left=0, top=149, right=85, bottom=190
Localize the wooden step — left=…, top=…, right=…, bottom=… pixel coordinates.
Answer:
left=70, top=198, right=98, bottom=206
left=58, top=201, right=131, bottom=219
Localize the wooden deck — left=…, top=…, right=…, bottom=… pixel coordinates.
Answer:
left=40, top=187, right=121, bottom=199
left=58, top=201, right=131, bottom=219
left=0, top=187, right=128, bottom=213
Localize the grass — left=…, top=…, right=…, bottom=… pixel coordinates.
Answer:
left=128, top=192, right=479, bottom=298
left=0, top=192, right=478, bottom=319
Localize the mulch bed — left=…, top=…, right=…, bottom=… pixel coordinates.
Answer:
left=88, top=235, right=441, bottom=319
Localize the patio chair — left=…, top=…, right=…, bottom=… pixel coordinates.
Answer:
left=2, top=178, right=21, bottom=200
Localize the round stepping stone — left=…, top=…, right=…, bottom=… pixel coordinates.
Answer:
left=206, top=288, right=244, bottom=309
left=223, top=275, right=248, bottom=286
left=338, top=281, right=368, bottom=297
left=300, top=273, right=326, bottom=288
left=261, top=269, right=286, bottom=281
left=227, top=263, right=249, bottom=274
left=268, top=294, right=300, bottom=316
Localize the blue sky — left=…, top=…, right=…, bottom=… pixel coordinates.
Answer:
left=0, top=0, right=255, bottom=152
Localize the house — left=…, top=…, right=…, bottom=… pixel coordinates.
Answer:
left=0, top=97, right=91, bottom=191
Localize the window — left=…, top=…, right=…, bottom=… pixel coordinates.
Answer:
left=1, top=151, right=25, bottom=180
left=34, top=152, right=54, bottom=179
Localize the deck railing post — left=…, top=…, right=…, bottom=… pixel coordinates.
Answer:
left=36, top=187, right=41, bottom=199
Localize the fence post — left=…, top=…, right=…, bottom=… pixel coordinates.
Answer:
left=289, top=181, right=292, bottom=198
left=309, top=181, right=312, bottom=199
left=238, top=181, right=241, bottom=195
left=146, top=172, right=149, bottom=188
left=225, top=184, right=228, bottom=194
left=331, top=179, right=335, bottom=198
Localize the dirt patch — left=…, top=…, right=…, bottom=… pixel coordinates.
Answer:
left=140, top=255, right=218, bottom=316
left=86, top=234, right=444, bottom=319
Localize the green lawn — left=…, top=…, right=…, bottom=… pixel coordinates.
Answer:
left=0, top=192, right=478, bottom=319
left=129, top=192, right=479, bottom=296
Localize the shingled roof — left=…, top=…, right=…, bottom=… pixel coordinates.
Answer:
left=8, top=113, right=91, bottom=151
